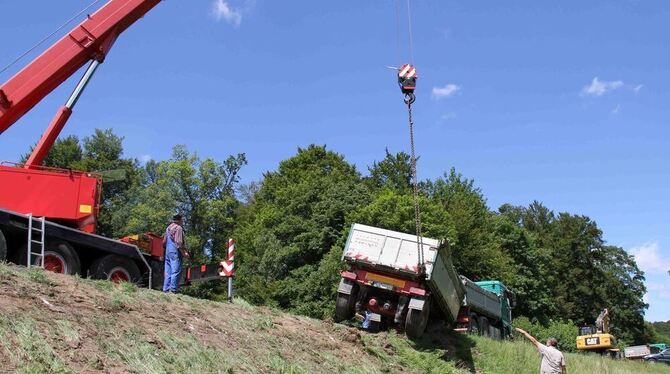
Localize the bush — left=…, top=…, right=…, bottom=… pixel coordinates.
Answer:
left=513, top=317, right=578, bottom=352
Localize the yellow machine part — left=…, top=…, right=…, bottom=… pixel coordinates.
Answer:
left=576, top=333, right=615, bottom=350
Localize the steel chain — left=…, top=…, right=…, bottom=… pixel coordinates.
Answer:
left=407, top=100, right=425, bottom=272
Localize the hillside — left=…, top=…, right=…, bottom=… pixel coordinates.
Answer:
left=0, top=263, right=667, bottom=374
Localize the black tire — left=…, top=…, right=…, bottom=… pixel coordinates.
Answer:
left=405, top=299, right=430, bottom=339
left=479, top=317, right=490, bottom=338
left=13, top=241, right=81, bottom=275
left=335, top=292, right=357, bottom=322
left=89, top=254, right=141, bottom=284
left=0, top=229, right=6, bottom=262
left=489, top=324, right=500, bottom=340
left=467, top=313, right=479, bottom=335
left=43, top=242, right=81, bottom=275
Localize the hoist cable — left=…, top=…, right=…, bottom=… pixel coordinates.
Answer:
left=406, top=0, right=415, bottom=65
left=0, top=0, right=102, bottom=76
left=407, top=101, right=424, bottom=271
left=394, top=0, right=402, bottom=68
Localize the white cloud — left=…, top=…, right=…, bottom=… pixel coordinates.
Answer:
left=212, top=0, right=242, bottom=27
left=581, top=77, right=624, bottom=97
left=431, top=84, right=461, bottom=100
left=630, top=241, right=670, bottom=275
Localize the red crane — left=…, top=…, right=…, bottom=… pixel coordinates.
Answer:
left=0, top=1, right=226, bottom=288
left=0, top=0, right=161, bottom=232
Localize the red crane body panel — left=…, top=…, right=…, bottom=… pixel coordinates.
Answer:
left=0, top=165, right=101, bottom=233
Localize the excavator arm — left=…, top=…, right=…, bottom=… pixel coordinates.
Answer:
left=0, top=0, right=161, bottom=166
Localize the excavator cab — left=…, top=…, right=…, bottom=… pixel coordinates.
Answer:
left=579, top=326, right=597, bottom=336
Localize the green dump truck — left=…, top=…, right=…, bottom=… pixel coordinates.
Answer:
left=456, top=277, right=516, bottom=339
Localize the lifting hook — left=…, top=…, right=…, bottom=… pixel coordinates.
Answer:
left=398, top=63, right=417, bottom=105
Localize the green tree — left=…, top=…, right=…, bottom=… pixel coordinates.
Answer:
left=426, top=169, right=513, bottom=281
left=234, top=145, right=369, bottom=318
left=490, top=213, right=553, bottom=321
left=111, top=145, right=246, bottom=262
left=595, top=245, right=648, bottom=344
left=349, top=189, right=455, bottom=241
left=365, top=149, right=413, bottom=193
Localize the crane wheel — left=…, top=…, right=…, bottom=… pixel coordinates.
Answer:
left=405, top=298, right=430, bottom=339
left=42, top=242, right=81, bottom=275
left=0, top=229, right=6, bottom=262
left=89, top=255, right=141, bottom=284
left=11, top=241, right=81, bottom=275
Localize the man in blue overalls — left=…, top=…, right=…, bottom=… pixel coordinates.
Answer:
left=163, top=214, right=188, bottom=292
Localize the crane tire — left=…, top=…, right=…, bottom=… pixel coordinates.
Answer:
left=41, top=241, right=81, bottom=275
left=11, top=240, right=81, bottom=275
left=89, top=254, right=141, bottom=284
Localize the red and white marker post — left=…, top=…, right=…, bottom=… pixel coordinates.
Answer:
left=226, top=238, right=235, bottom=302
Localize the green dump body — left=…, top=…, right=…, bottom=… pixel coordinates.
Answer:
left=650, top=343, right=668, bottom=351
left=474, top=280, right=515, bottom=331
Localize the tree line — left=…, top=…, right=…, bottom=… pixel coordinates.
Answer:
left=28, top=129, right=653, bottom=345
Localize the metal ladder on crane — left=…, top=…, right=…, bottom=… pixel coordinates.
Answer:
left=26, top=213, right=46, bottom=268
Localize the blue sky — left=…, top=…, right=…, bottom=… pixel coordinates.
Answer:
left=1, top=1, right=669, bottom=321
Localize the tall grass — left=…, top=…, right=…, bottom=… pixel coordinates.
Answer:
left=470, top=335, right=670, bottom=374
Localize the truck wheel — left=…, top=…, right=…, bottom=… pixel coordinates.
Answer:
left=479, top=317, right=490, bottom=337
left=405, top=299, right=430, bottom=339
left=0, top=229, right=6, bottom=262
left=467, top=313, right=479, bottom=335
left=42, top=242, right=81, bottom=275
left=334, top=279, right=358, bottom=322
left=489, top=324, right=500, bottom=340
left=90, top=255, right=141, bottom=284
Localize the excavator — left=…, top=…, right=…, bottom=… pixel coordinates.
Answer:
left=576, top=308, right=621, bottom=358
left=0, top=0, right=227, bottom=287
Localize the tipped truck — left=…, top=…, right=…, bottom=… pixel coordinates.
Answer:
left=335, top=223, right=465, bottom=338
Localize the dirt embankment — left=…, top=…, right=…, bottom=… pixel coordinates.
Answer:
left=0, top=263, right=469, bottom=373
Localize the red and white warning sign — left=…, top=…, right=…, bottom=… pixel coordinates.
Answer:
left=220, top=260, right=235, bottom=277
left=398, top=64, right=417, bottom=79
left=219, top=238, right=236, bottom=277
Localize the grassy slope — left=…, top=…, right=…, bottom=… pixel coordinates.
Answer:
left=0, top=263, right=667, bottom=374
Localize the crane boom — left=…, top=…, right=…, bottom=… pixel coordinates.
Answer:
left=0, top=0, right=161, bottom=161
left=0, top=0, right=162, bottom=232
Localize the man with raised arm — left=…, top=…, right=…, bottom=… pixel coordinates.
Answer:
left=515, top=328, right=566, bottom=374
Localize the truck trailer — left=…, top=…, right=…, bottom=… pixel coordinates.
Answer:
left=334, top=223, right=515, bottom=339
